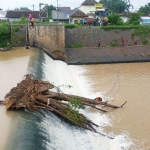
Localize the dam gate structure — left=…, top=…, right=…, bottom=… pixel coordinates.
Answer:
left=28, top=24, right=65, bottom=60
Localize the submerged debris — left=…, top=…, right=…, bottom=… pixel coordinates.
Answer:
left=3, top=74, right=127, bottom=139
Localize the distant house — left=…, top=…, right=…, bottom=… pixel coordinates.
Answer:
left=140, top=16, right=150, bottom=25
left=52, top=10, right=74, bottom=22
left=118, top=13, right=129, bottom=23
left=6, top=10, right=40, bottom=22
left=79, top=0, right=98, bottom=17
left=69, top=9, right=88, bottom=24
left=0, top=10, right=7, bottom=21
left=58, top=7, right=71, bottom=11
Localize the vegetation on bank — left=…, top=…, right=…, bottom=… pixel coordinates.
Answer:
left=0, top=23, right=10, bottom=49
left=65, top=42, right=83, bottom=48
left=1, top=14, right=150, bottom=50
left=132, top=26, right=150, bottom=44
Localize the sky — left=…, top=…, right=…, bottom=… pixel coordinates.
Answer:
left=0, top=0, right=150, bottom=11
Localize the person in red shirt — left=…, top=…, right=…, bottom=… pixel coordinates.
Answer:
left=98, top=39, right=101, bottom=47
left=123, top=38, right=127, bottom=46
left=94, top=97, right=102, bottom=102
left=134, top=38, right=137, bottom=45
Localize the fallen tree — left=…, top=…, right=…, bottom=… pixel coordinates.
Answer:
left=3, top=74, right=127, bottom=139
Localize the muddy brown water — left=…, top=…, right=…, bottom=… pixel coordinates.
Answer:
left=0, top=47, right=150, bottom=150
left=81, top=63, right=150, bottom=149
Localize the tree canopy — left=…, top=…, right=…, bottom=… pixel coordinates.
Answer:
left=108, top=13, right=123, bottom=25
left=41, top=5, right=56, bottom=19
left=48, top=5, right=56, bottom=19
left=128, top=12, right=141, bottom=25
left=14, top=7, right=30, bottom=11
left=138, top=2, right=150, bottom=16
left=99, top=0, right=133, bottom=13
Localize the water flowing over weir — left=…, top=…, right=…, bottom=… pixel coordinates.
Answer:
left=2, top=48, right=133, bottom=150
left=10, top=49, right=132, bottom=150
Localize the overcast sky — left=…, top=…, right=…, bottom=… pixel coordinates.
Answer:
left=0, top=0, right=150, bottom=11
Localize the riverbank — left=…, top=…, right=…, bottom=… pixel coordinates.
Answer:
left=65, top=45, right=150, bottom=65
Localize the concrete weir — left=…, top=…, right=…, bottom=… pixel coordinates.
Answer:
left=28, top=25, right=65, bottom=60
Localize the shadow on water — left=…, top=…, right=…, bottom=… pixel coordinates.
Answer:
left=5, top=109, right=50, bottom=150
left=27, top=49, right=46, bottom=80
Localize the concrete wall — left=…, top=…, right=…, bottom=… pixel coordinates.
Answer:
left=65, top=27, right=144, bottom=47
left=11, top=25, right=26, bottom=47
left=29, top=25, right=65, bottom=59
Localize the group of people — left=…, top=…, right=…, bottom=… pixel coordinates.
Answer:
left=78, top=17, right=106, bottom=26
left=97, top=38, right=138, bottom=48
left=123, top=38, right=138, bottom=46
left=28, top=14, right=35, bottom=27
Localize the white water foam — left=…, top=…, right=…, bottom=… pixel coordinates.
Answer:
left=40, top=52, right=133, bottom=150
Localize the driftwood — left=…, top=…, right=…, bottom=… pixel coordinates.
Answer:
left=3, top=74, right=127, bottom=139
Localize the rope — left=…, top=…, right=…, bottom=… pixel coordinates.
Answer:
left=106, top=67, right=120, bottom=97
left=47, top=98, right=50, bottom=106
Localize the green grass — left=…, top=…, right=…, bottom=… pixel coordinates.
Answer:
left=132, top=26, right=150, bottom=44
left=66, top=42, right=83, bottom=48
left=101, top=24, right=140, bottom=30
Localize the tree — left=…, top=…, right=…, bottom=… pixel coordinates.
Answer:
left=108, top=13, right=124, bottom=25
left=129, top=12, right=141, bottom=25
left=113, top=1, right=126, bottom=13
left=0, top=8, right=2, bottom=10
left=14, top=7, right=30, bottom=11
left=14, top=8, right=19, bottom=10
left=138, top=2, right=150, bottom=16
left=40, top=5, right=56, bottom=20
left=99, top=0, right=133, bottom=13
left=20, top=7, right=30, bottom=10
left=48, top=5, right=56, bottom=19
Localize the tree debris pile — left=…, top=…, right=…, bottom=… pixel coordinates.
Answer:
left=3, top=74, right=126, bottom=137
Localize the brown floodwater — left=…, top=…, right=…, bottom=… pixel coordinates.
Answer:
left=0, top=47, right=150, bottom=150
left=81, top=63, right=150, bottom=149
left=0, top=47, right=34, bottom=150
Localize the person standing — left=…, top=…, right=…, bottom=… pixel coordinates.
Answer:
left=134, top=38, right=137, bottom=45
left=28, top=14, right=32, bottom=24
left=98, top=39, right=101, bottom=47
left=123, top=38, right=127, bottom=46
left=94, top=97, right=102, bottom=102
left=31, top=17, right=35, bottom=27
left=77, top=19, right=80, bottom=25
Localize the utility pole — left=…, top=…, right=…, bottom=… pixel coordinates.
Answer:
left=39, top=3, right=49, bottom=22
left=33, top=4, right=34, bottom=11
left=57, top=0, right=58, bottom=21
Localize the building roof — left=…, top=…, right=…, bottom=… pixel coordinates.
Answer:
left=52, top=10, right=73, bottom=20
left=81, top=0, right=98, bottom=5
left=61, top=10, right=74, bottom=15
left=140, top=16, right=150, bottom=19
left=58, top=7, right=71, bottom=11
left=6, top=10, right=40, bottom=18
left=70, top=9, right=88, bottom=18
left=118, top=12, right=129, bottom=17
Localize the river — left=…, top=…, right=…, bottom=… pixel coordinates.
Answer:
left=0, top=47, right=150, bottom=150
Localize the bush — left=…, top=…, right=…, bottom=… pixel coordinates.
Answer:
left=0, top=23, right=10, bottom=48
left=129, top=13, right=141, bottom=25
left=132, top=26, right=150, bottom=44
left=66, top=42, right=83, bottom=48
left=110, top=40, right=119, bottom=47
left=101, top=25, right=139, bottom=30
left=108, top=13, right=123, bottom=25
left=65, top=24, right=77, bottom=29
